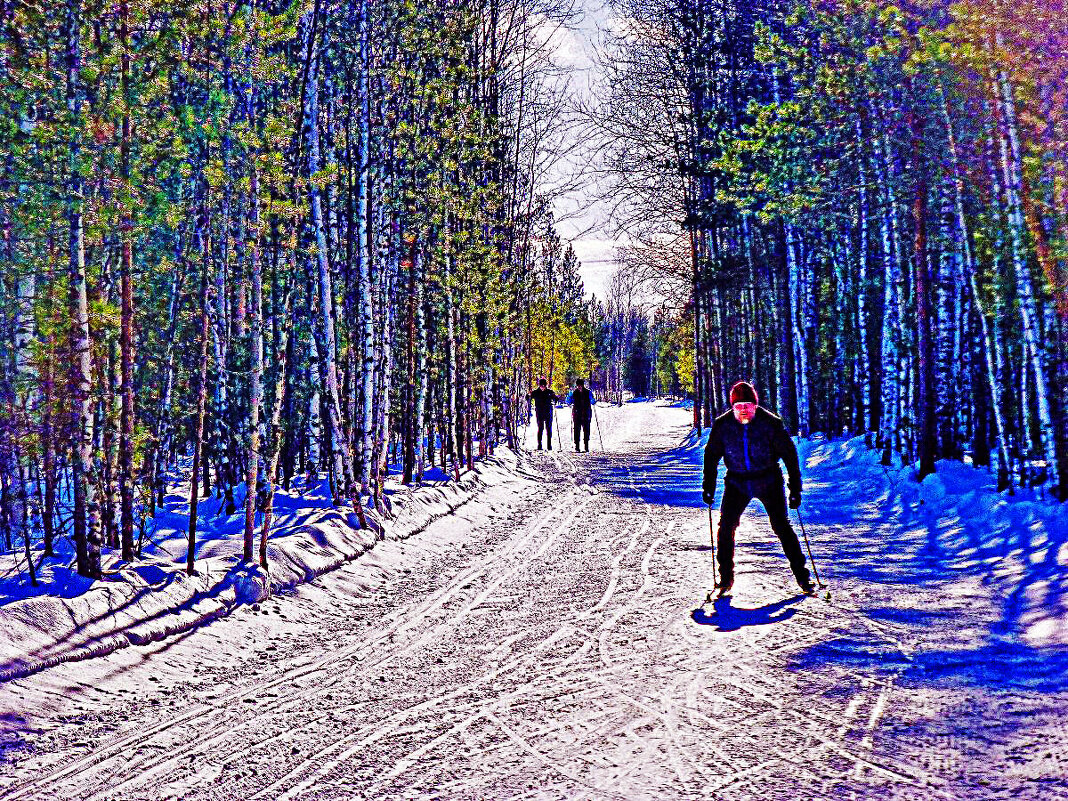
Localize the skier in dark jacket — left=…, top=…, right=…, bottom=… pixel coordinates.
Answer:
left=702, top=381, right=814, bottom=596
left=569, top=379, right=595, bottom=452
left=527, top=379, right=558, bottom=450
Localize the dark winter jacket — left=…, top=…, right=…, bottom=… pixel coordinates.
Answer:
left=703, top=407, right=802, bottom=496
left=528, top=388, right=558, bottom=419
left=570, top=387, right=594, bottom=421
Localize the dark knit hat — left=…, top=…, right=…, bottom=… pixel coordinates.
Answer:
left=729, top=381, right=758, bottom=405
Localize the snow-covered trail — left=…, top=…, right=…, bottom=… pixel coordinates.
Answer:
left=1, top=401, right=1067, bottom=800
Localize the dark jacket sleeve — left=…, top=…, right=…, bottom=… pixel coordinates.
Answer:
left=775, top=420, right=802, bottom=494
left=702, top=423, right=723, bottom=495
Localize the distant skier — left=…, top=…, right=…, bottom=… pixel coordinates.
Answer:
left=702, top=381, right=815, bottom=596
left=569, top=379, right=595, bottom=452
left=527, top=378, right=559, bottom=450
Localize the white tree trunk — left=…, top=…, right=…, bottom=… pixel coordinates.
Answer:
left=786, top=221, right=809, bottom=436
left=875, top=132, right=901, bottom=462
left=303, top=9, right=356, bottom=507
left=855, top=120, right=872, bottom=433
left=357, top=0, right=375, bottom=495
left=992, top=52, right=1061, bottom=493
left=243, top=166, right=263, bottom=562
left=67, top=0, right=100, bottom=578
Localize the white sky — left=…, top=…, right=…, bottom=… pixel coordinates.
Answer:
left=540, top=0, right=620, bottom=302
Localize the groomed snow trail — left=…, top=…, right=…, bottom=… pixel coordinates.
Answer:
left=2, top=402, right=1067, bottom=800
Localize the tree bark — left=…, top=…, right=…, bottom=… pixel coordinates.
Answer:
left=67, top=0, right=100, bottom=579
left=118, top=0, right=136, bottom=561
left=243, top=165, right=263, bottom=562
left=188, top=215, right=212, bottom=576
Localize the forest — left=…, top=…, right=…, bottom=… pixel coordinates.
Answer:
left=0, top=0, right=629, bottom=581
left=1, top=0, right=1066, bottom=583
left=596, top=0, right=1068, bottom=499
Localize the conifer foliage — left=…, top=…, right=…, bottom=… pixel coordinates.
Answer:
left=600, top=0, right=1068, bottom=500
left=0, top=0, right=591, bottom=577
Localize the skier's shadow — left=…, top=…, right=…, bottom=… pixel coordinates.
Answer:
left=691, top=596, right=802, bottom=631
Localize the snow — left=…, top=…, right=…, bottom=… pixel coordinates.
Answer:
left=0, top=448, right=517, bottom=683
left=794, top=433, right=1068, bottom=648
left=1, top=400, right=1067, bottom=799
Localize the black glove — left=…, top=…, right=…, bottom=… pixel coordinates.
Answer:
left=702, top=489, right=715, bottom=506
left=789, top=492, right=801, bottom=510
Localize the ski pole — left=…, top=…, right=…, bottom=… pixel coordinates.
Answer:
left=554, top=406, right=563, bottom=451
left=707, top=504, right=718, bottom=592
left=795, top=506, right=825, bottom=589
left=593, top=405, right=605, bottom=451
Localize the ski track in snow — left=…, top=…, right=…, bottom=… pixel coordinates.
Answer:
left=1, top=402, right=1068, bottom=800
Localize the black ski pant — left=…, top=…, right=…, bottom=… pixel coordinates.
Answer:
left=573, top=417, right=591, bottom=450
left=536, top=414, right=553, bottom=448
left=716, top=471, right=810, bottom=587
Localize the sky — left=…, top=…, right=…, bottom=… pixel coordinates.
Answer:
left=540, top=0, right=620, bottom=302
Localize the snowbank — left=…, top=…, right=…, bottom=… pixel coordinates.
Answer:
left=0, top=447, right=519, bottom=683
left=794, top=435, right=1068, bottom=648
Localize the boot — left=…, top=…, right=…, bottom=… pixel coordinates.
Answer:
left=797, top=576, right=817, bottom=596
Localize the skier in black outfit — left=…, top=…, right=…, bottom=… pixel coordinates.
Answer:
left=702, top=381, right=815, bottom=596
left=527, top=379, right=558, bottom=450
left=569, top=379, right=595, bottom=452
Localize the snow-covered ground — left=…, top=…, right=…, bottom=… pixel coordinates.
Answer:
left=1, top=400, right=1067, bottom=800
left=0, top=442, right=513, bottom=682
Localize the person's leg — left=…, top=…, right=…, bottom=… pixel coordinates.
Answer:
left=536, top=417, right=545, bottom=448
left=574, top=419, right=580, bottom=450
left=582, top=419, right=590, bottom=450
left=715, top=481, right=750, bottom=587
left=546, top=414, right=553, bottom=449
left=759, top=479, right=811, bottom=587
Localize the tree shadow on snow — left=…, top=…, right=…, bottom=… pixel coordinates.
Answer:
left=593, top=438, right=707, bottom=509
left=789, top=631, right=1068, bottom=693
left=690, top=595, right=803, bottom=632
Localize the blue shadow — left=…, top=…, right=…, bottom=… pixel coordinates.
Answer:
left=593, top=436, right=707, bottom=509
left=691, top=595, right=803, bottom=631
left=790, top=633, right=1068, bottom=693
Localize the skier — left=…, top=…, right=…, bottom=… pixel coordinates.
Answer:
left=569, top=379, right=595, bottom=452
left=702, top=380, right=815, bottom=596
left=527, top=378, right=558, bottom=450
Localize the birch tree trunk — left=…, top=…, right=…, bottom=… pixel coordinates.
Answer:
left=67, top=0, right=100, bottom=579
left=992, top=50, right=1061, bottom=495
left=302, top=6, right=359, bottom=513
left=855, top=120, right=872, bottom=434
left=786, top=221, right=809, bottom=436
left=153, top=254, right=182, bottom=509
left=912, top=150, right=936, bottom=479
left=259, top=272, right=296, bottom=566
left=413, top=242, right=429, bottom=482
left=118, top=0, right=136, bottom=561
left=357, top=0, right=375, bottom=496
left=875, top=132, right=901, bottom=464
left=306, top=318, right=321, bottom=484
left=243, top=165, right=262, bottom=562
left=188, top=217, right=211, bottom=576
